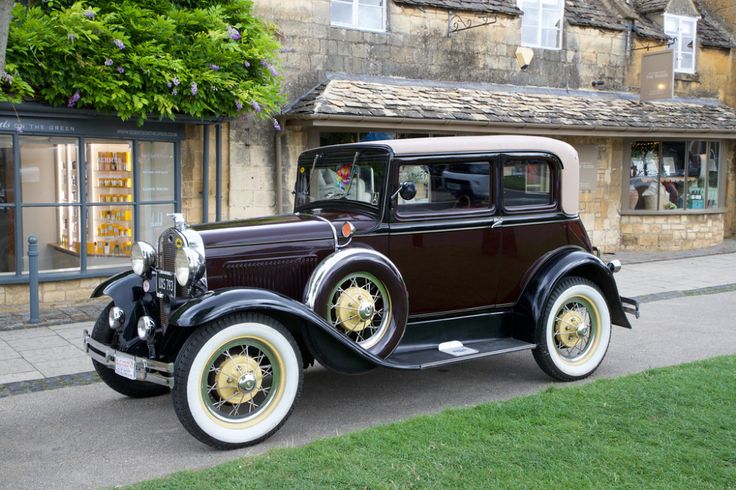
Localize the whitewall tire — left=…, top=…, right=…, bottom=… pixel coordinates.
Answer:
left=532, top=276, right=611, bottom=381
left=172, top=313, right=303, bottom=449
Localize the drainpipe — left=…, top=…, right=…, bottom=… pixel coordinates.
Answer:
left=215, top=123, right=222, bottom=222
left=625, top=18, right=634, bottom=59
left=275, top=118, right=284, bottom=215
left=202, top=124, right=210, bottom=223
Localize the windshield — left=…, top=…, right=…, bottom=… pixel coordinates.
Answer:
left=294, top=149, right=388, bottom=209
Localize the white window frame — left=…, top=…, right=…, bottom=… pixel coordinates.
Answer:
left=517, top=0, right=565, bottom=50
left=664, top=13, right=698, bottom=74
left=330, top=0, right=387, bottom=33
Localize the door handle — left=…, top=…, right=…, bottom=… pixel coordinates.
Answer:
left=491, top=217, right=504, bottom=229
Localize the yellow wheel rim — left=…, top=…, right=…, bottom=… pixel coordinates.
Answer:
left=553, top=296, right=601, bottom=364
left=328, top=272, right=392, bottom=350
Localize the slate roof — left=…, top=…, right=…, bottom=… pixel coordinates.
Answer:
left=694, top=0, right=736, bottom=49
left=286, top=77, right=736, bottom=134
left=630, top=0, right=736, bottom=48
left=565, top=0, right=627, bottom=31
left=392, top=0, right=522, bottom=16
left=634, top=0, right=670, bottom=14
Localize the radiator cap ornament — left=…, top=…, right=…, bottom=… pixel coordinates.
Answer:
left=168, top=213, right=187, bottom=232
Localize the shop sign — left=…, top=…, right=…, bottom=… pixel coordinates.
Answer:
left=640, top=50, right=674, bottom=102
left=0, top=116, right=183, bottom=140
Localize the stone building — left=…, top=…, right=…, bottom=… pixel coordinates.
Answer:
left=236, top=0, right=736, bottom=252
left=2, top=0, right=736, bottom=306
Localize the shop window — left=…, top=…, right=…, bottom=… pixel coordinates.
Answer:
left=22, top=206, right=81, bottom=273
left=502, top=158, right=553, bottom=208
left=139, top=141, right=175, bottom=202
left=0, top=136, right=15, bottom=274
left=518, top=0, right=564, bottom=50
left=0, top=131, right=179, bottom=281
left=330, top=0, right=386, bottom=32
left=627, top=140, right=721, bottom=212
left=664, top=14, right=697, bottom=74
left=397, top=162, right=492, bottom=215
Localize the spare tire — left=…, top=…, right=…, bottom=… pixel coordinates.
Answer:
left=305, top=248, right=408, bottom=358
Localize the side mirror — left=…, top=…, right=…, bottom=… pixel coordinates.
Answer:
left=399, top=181, right=417, bottom=201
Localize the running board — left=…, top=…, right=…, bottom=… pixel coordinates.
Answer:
left=386, top=337, right=535, bottom=370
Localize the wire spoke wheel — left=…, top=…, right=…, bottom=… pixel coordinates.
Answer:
left=328, top=272, right=392, bottom=350
left=201, top=339, right=280, bottom=423
left=533, top=277, right=612, bottom=381
left=552, top=297, right=598, bottom=363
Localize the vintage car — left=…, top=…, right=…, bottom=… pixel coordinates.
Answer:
left=83, top=135, right=639, bottom=449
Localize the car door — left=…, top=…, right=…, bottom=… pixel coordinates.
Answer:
left=495, top=153, right=569, bottom=305
left=387, top=156, right=502, bottom=316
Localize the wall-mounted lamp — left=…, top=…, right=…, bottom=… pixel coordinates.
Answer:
left=592, top=80, right=606, bottom=87
left=515, top=47, right=534, bottom=71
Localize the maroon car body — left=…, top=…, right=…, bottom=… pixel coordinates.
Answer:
left=84, top=135, right=638, bottom=449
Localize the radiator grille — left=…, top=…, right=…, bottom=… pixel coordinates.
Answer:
left=224, top=256, right=318, bottom=300
left=157, top=228, right=187, bottom=328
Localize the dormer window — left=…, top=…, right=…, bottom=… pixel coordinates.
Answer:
left=331, top=0, right=386, bottom=32
left=518, top=0, right=565, bottom=50
left=664, top=14, right=698, bottom=74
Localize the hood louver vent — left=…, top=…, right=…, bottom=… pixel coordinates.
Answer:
left=224, top=256, right=318, bottom=301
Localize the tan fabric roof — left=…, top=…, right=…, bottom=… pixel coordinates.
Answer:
left=285, top=76, right=736, bottom=137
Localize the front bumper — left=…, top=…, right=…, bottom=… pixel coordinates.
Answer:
left=83, top=330, right=175, bottom=388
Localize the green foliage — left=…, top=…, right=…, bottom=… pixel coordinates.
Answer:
left=0, top=0, right=284, bottom=124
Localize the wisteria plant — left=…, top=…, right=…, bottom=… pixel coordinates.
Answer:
left=0, top=0, right=284, bottom=125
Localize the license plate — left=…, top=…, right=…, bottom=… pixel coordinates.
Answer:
left=157, top=270, right=176, bottom=297
left=114, top=353, right=137, bottom=380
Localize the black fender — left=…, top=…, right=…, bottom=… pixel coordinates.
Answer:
left=515, top=248, right=632, bottom=343
left=89, top=270, right=152, bottom=353
left=168, top=288, right=416, bottom=373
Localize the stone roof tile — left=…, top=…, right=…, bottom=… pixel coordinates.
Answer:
left=565, top=0, right=627, bottom=31
left=634, top=0, right=670, bottom=14
left=287, top=77, right=736, bottom=133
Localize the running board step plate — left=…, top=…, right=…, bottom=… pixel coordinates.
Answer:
left=386, top=337, right=535, bottom=369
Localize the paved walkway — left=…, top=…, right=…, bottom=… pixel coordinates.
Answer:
left=1, top=250, right=735, bottom=391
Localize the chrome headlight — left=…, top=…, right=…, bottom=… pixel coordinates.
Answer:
left=131, top=241, right=156, bottom=276
left=175, top=247, right=205, bottom=287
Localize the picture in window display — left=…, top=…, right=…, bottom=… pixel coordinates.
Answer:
left=88, top=147, right=133, bottom=256
left=628, top=141, right=720, bottom=211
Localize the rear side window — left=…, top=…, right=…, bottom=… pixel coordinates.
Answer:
left=502, top=157, right=554, bottom=209
left=397, top=161, right=492, bottom=215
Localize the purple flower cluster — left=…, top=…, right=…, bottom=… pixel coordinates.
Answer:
left=1, top=72, right=12, bottom=84
left=235, top=100, right=243, bottom=111
left=104, top=58, right=113, bottom=66
left=172, top=88, right=178, bottom=96
left=243, top=61, right=251, bottom=68
left=260, top=60, right=278, bottom=77
left=251, top=101, right=261, bottom=113
left=227, top=26, right=241, bottom=41
left=84, top=9, right=95, bottom=19
left=272, top=119, right=282, bottom=131
left=209, top=64, right=220, bottom=71
left=113, top=39, right=125, bottom=50
left=191, top=82, right=198, bottom=96
left=117, top=66, right=125, bottom=74
left=68, top=91, right=81, bottom=108
left=172, top=76, right=180, bottom=86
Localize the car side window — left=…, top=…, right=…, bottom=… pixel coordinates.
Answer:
left=397, top=161, right=492, bottom=215
left=502, top=157, right=555, bottom=209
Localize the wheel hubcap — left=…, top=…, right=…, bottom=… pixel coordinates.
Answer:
left=335, top=286, right=376, bottom=332
left=213, top=355, right=263, bottom=404
left=556, top=310, right=585, bottom=348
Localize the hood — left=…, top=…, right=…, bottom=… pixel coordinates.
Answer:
left=192, top=210, right=380, bottom=249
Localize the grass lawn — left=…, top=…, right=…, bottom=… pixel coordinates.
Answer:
left=132, top=356, right=736, bottom=489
